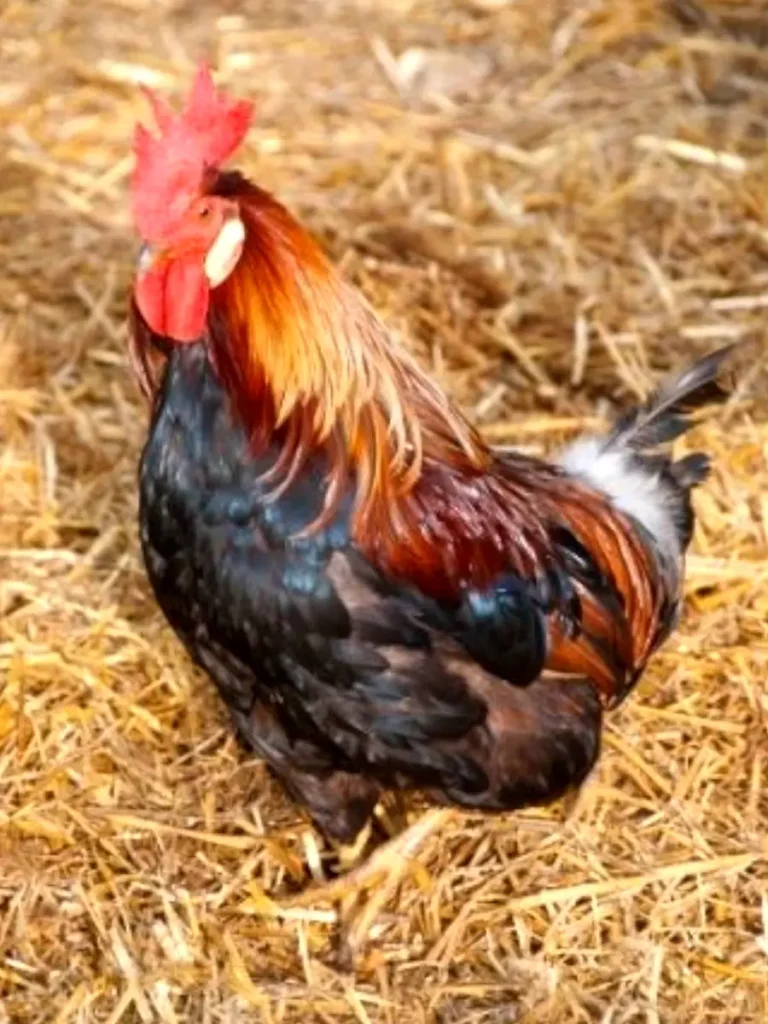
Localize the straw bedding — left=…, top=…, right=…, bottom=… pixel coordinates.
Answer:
left=0, top=0, right=766, bottom=1020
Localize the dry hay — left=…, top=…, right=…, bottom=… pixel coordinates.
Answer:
left=1, top=0, right=767, bottom=1021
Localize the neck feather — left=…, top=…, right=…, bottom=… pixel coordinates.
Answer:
left=209, top=186, right=489, bottom=523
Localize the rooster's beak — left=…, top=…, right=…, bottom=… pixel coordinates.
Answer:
left=137, top=242, right=157, bottom=276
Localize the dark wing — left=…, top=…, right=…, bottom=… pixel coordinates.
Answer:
left=322, top=548, right=603, bottom=812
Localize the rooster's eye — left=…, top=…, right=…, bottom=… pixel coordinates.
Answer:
left=198, top=203, right=212, bottom=220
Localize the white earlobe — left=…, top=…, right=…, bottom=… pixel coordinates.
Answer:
left=204, top=218, right=245, bottom=287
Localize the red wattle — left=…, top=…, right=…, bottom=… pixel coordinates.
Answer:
left=135, top=255, right=210, bottom=343
left=134, top=264, right=167, bottom=336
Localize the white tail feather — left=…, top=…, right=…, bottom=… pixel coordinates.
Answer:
left=559, top=439, right=681, bottom=563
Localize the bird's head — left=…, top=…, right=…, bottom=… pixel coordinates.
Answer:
left=130, top=63, right=254, bottom=342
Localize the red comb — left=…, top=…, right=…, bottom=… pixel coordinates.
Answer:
left=131, top=62, right=254, bottom=241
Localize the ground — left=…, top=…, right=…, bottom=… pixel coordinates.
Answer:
left=0, top=0, right=767, bottom=1021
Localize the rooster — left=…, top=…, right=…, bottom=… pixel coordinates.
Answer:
left=128, top=65, right=734, bottom=869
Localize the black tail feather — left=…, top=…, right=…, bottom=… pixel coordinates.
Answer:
left=605, top=344, right=737, bottom=553
left=669, top=451, right=711, bottom=489
left=606, top=344, right=736, bottom=455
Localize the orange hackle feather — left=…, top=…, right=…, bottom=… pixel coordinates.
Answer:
left=210, top=185, right=489, bottom=522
